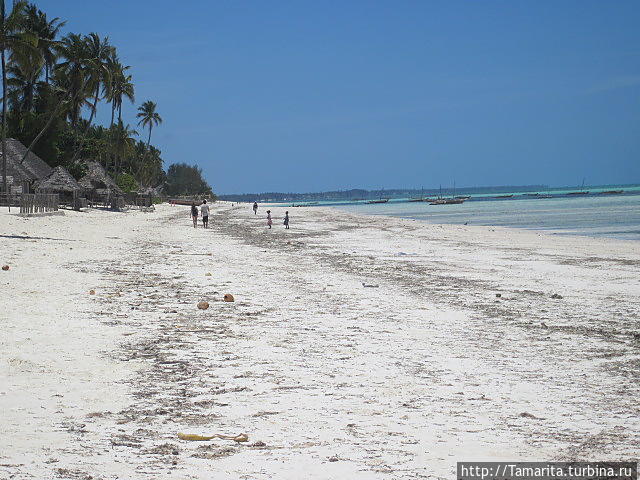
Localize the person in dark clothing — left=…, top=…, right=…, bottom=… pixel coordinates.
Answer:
left=253, top=202, right=258, bottom=215
left=191, top=202, right=198, bottom=228
left=284, top=211, right=290, bottom=229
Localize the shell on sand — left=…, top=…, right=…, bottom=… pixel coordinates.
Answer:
left=197, top=301, right=210, bottom=310
left=89, top=289, right=96, bottom=295
left=223, top=294, right=234, bottom=302
left=2, top=265, right=9, bottom=271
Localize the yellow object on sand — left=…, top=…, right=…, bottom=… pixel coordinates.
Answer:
left=177, top=432, right=249, bottom=443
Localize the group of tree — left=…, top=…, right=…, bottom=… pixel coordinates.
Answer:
left=164, top=163, right=212, bottom=196
left=1, top=1, right=211, bottom=196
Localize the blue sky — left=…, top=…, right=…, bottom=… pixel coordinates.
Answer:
left=38, top=1, right=639, bottom=193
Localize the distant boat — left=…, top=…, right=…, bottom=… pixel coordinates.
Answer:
left=568, top=178, right=589, bottom=195
left=368, top=187, right=390, bottom=204
left=599, top=190, right=623, bottom=195
left=408, top=187, right=428, bottom=202
left=430, top=198, right=464, bottom=205
left=455, top=195, right=471, bottom=200
left=524, top=193, right=540, bottom=197
left=537, top=194, right=553, bottom=198
left=430, top=183, right=465, bottom=205
left=493, top=194, right=513, bottom=199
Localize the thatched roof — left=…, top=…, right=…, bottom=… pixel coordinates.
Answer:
left=0, top=138, right=52, bottom=182
left=78, top=160, right=123, bottom=194
left=35, top=166, right=82, bottom=193
left=137, top=184, right=164, bottom=196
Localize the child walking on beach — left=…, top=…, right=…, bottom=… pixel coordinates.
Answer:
left=284, top=211, right=290, bottom=229
left=266, top=210, right=272, bottom=228
left=253, top=202, right=258, bottom=215
left=190, top=202, right=198, bottom=228
left=200, top=200, right=210, bottom=228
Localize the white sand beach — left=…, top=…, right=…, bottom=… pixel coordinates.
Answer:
left=1, top=203, right=639, bottom=479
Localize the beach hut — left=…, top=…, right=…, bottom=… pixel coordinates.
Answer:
left=34, top=165, right=83, bottom=207
left=78, top=160, right=124, bottom=208
left=135, top=184, right=164, bottom=206
left=0, top=138, right=53, bottom=196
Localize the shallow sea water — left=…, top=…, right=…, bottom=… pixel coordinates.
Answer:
left=336, top=191, right=640, bottom=241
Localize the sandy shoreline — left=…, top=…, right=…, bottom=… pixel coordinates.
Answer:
left=1, top=203, right=639, bottom=479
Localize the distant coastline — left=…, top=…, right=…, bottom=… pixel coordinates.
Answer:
left=219, top=183, right=639, bottom=203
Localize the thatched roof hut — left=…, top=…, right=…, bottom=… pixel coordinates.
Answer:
left=78, top=160, right=123, bottom=195
left=35, top=165, right=82, bottom=193
left=0, top=138, right=53, bottom=193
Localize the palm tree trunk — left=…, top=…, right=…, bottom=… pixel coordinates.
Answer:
left=110, top=102, right=114, bottom=128
left=69, top=86, right=100, bottom=163
left=147, top=124, right=152, bottom=147
left=19, top=79, right=87, bottom=165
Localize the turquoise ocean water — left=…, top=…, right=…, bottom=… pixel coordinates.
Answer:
left=316, top=184, right=640, bottom=240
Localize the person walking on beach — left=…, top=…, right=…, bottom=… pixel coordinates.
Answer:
left=253, top=202, right=258, bottom=215
left=191, top=202, right=198, bottom=228
left=200, top=200, right=210, bottom=228
left=266, top=210, right=272, bottom=229
left=283, top=211, right=290, bottom=229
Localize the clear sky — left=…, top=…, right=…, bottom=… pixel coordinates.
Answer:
left=38, top=0, right=639, bottom=193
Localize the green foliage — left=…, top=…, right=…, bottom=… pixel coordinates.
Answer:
left=1, top=2, right=197, bottom=193
left=116, top=172, right=138, bottom=192
left=165, top=163, right=213, bottom=196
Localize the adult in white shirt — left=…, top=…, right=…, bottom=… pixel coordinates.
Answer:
left=200, top=200, right=210, bottom=228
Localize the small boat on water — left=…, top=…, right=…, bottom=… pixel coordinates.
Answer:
left=493, top=194, right=513, bottom=199
left=568, top=178, right=589, bottom=195
left=455, top=195, right=471, bottom=200
left=537, top=194, right=553, bottom=198
left=430, top=198, right=464, bottom=205
left=429, top=183, right=466, bottom=205
left=367, top=198, right=389, bottom=204
left=599, top=190, right=623, bottom=195
left=408, top=187, right=429, bottom=202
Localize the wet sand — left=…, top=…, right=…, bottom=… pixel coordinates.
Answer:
left=1, top=203, right=638, bottom=479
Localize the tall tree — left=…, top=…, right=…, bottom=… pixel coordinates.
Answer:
left=109, top=119, right=136, bottom=175
left=136, top=100, right=161, bottom=147
left=1, top=0, right=37, bottom=198
left=24, top=4, right=64, bottom=84
left=55, top=33, right=91, bottom=127
left=104, top=53, right=134, bottom=128
left=81, top=33, right=112, bottom=131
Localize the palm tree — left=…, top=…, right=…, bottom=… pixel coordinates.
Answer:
left=136, top=100, right=161, bottom=147
left=55, top=33, right=91, bottom=127
left=136, top=142, right=163, bottom=187
left=110, top=119, right=136, bottom=175
left=24, top=4, right=64, bottom=84
left=7, top=42, right=43, bottom=113
left=104, top=54, right=134, bottom=128
left=80, top=33, right=112, bottom=131
left=1, top=0, right=38, bottom=198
